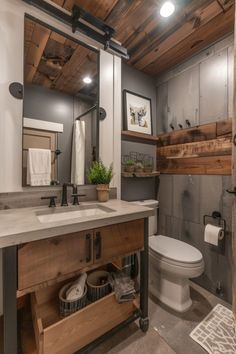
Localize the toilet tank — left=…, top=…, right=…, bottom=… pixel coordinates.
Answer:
left=130, top=200, right=159, bottom=236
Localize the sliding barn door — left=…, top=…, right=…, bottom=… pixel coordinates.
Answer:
left=233, top=5, right=236, bottom=328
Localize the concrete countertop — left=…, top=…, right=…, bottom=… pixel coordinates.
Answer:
left=0, top=199, right=154, bottom=248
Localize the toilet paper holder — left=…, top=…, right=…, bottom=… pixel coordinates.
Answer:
left=203, top=211, right=226, bottom=234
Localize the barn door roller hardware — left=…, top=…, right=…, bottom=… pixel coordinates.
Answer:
left=72, top=5, right=114, bottom=50
left=22, top=0, right=128, bottom=59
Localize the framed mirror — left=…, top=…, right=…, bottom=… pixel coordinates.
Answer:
left=22, top=16, right=99, bottom=187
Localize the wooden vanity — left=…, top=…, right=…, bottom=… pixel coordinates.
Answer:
left=0, top=200, right=153, bottom=354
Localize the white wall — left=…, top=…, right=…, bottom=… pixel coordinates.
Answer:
left=0, top=0, right=121, bottom=315
left=99, top=52, right=121, bottom=197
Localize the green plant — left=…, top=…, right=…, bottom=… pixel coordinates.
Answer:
left=87, top=161, right=113, bottom=185
left=125, top=159, right=135, bottom=166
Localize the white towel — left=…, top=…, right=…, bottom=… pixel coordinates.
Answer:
left=66, top=273, right=87, bottom=301
left=71, top=120, right=85, bottom=185
left=27, top=148, right=51, bottom=186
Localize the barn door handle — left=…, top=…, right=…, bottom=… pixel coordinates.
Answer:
left=86, top=233, right=92, bottom=262
left=226, top=187, right=236, bottom=195
left=95, top=232, right=102, bottom=260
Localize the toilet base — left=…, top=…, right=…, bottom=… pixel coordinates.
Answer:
left=149, top=266, right=192, bottom=313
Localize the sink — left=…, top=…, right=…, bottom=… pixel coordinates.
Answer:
left=36, top=204, right=115, bottom=224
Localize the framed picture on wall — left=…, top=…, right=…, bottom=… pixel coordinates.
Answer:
left=123, top=89, right=152, bottom=135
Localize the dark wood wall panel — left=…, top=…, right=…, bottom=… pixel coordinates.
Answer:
left=156, top=120, right=232, bottom=175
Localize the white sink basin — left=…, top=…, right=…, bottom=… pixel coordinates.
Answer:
left=36, top=204, right=115, bottom=224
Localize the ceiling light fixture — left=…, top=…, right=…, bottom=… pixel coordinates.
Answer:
left=160, top=1, right=175, bottom=17
left=83, top=76, right=92, bottom=84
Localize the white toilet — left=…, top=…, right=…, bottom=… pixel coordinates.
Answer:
left=132, top=200, right=204, bottom=313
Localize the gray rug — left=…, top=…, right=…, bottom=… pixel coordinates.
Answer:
left=190, top=304, right=236, bottom=354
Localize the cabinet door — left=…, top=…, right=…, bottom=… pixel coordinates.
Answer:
left=18, top=231, right=93, bottom=290
left=94, top=219, right=144, bottom=263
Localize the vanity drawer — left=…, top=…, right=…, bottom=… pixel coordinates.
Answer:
left=94, top=219, right=144, bottom=263
left=31, top=290, right=136, bottom=354
left=18, top=231, right=93, bottom=291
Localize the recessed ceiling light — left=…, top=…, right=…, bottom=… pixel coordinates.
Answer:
left=83, top=76, right=92, bottom=84
left=160, top=1, right=175, bottom=17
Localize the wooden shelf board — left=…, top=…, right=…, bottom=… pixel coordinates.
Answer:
left=121, top=130, right=158, bottom=144
left=122, top=171, right=160, bottom=178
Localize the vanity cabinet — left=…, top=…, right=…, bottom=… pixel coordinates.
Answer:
left=9, top=218, right=148, bottom=354
left=18, top=230, right=94, bottom=290
left=18, top=220, right=144, bottom=292
left=94, top=219, right=144, bottom=263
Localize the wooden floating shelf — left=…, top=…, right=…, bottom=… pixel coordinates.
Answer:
left=122, top=171, right=160, bottom=178
left=156, top=119, right=232, bottom=175
left=121, top=130, right=159, bottom=144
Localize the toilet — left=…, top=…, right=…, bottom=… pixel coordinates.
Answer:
left=131, top=200, right=204, bottom=313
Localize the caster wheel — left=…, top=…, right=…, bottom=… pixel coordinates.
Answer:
left=139, top=318, right=149, bottom=333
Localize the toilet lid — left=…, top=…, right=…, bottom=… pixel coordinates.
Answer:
left=149, top=235, right=202, bottom=264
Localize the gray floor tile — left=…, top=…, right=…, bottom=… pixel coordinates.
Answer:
left=89, top=282, right=231, bottom=354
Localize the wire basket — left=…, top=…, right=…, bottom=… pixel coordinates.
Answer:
left=59, top=282, right=87, bottom=318
left=87, top=270, right=112, bottom=302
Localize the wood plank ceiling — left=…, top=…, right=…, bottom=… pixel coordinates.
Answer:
left=51, top=0, right=235, bottom=76
left=25, top=0, right=234, bottom=95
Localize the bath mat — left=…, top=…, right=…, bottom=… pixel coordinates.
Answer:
left=190, top=303, right=236, bottom=354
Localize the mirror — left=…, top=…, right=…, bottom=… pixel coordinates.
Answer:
left=22, top=17, right=99, bottom=187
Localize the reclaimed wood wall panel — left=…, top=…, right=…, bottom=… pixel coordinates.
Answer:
left=157, top=137, right=232, bottom=159
left=157, top=119, right=232, bottom=175
left=157, top=155, right=231, bottom=175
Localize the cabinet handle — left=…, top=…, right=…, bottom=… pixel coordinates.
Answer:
left=95, top=232, right=102, bottom=260
left=86, top=234, right=92, bottom=263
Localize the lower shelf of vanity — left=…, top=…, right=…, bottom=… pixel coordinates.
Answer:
left=20, top=271, right=139, bottom=354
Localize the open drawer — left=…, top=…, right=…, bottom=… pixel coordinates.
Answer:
left=31, top=285, right=137, bottom=354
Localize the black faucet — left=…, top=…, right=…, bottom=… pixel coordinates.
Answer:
left=61, top=183, right=86, bottom=206
left=61, top=183, right=74, bottom=206
left=71, top=185, right=86, bottom=205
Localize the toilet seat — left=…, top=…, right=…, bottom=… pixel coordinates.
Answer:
left=149, top=235, right=203, bottom=265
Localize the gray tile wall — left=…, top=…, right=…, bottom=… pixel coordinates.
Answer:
left=156, top=38, right=233, bottom=303
left=157, top=175, right=232, bottom=303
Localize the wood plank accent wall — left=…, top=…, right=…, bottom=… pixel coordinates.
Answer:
left=156, top=119, right=232, bottom=175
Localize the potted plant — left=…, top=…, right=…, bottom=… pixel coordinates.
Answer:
left=124, top=159, right=136, bottom=173
left=87, top=161, right=113, bottom=202
left=144, top=162, right=153, bottom=173
left=135, top=162, right=144, bottom=173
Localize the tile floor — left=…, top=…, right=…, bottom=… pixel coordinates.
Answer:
left=90, top=281, right=231, bottom=354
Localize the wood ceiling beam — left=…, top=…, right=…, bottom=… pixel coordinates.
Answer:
left=133, top=0, right=234, bottom=72
left=143, top=3, right=234, bottom=76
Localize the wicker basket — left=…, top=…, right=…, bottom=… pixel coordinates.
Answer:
left=59, top=282, right=87, bottom=318
left=87, top=270, right=111, bottom=302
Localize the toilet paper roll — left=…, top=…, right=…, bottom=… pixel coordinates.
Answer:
left=204, top=224, right=224, bottom=246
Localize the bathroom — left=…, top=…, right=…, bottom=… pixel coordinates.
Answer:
left=0, top=0, right=235, bottom=354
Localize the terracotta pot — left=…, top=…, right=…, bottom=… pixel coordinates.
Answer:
left=96, top=184, right=110, bottom=202
left=124, top=165, right=135, bottom=173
